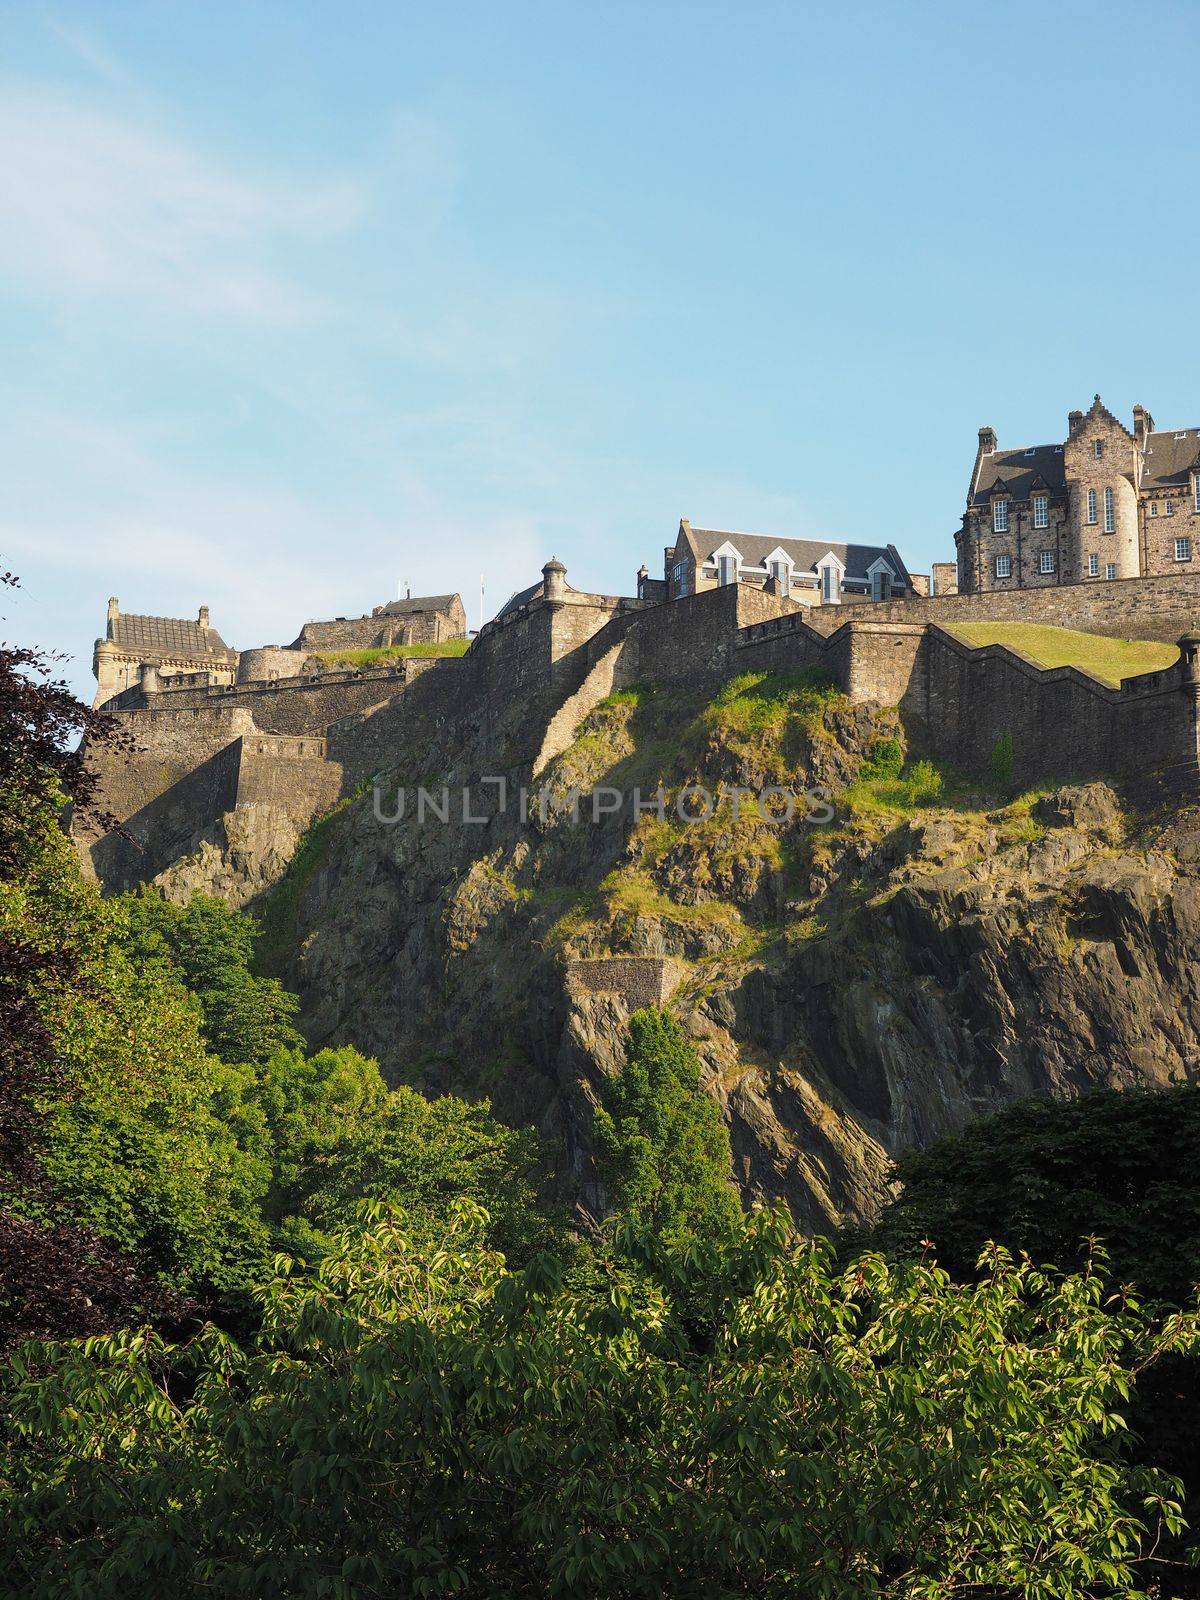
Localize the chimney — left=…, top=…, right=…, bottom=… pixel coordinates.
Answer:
left=977, top=426, right=996, bottom=454
left=198, top=605, right=210, bottom=629
left=1132, top=403, right=1154, bottom=446
left=1068, top=409, right=1084, bottom=437
left=107, top=596, right=119, bottom=629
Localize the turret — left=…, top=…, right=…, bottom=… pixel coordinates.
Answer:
left=542, top=558, right=567, bottom=605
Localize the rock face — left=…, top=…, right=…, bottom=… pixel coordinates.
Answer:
left=138, top=666, right=1200, bottom=1233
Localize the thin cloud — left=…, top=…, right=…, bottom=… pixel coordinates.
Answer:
left=0, top=84, right=364, bottom=321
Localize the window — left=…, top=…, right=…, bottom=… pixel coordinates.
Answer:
left=1151, top=502, right=1159, bottom=517
left=993, top=498, right=1008, bottom=533
left=871, top=567, right=890, bottom=602
left=994, top=554, right=1012, bottom=579
left=1167, top=502, right=1176, bottom=517
left=1094, top=439, right=1104, bottom=458
left=717, top=554, right=737, bottom=586
left=769, top=559, right=790, bottom=596
left=1033, top=494, right=1049, bottom=529
left=1086, top=488, right=1097, bottom=524
left=1176, top=537, right=1193, bottom=562
left=1106, top=563, right=1117, bottom=579
left=1104, top=486, right=1115, bottom=533
left=820, top=564, right=839, bottom=603
left=1195, top=475, right=1200, bottom=513
left=1039, top=550, right=1056, bottom=574
left=1088, top=553, right=1099, bottom=576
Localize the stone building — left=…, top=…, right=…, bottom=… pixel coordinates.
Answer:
left=957, top=395, right=1200, bottom=593
left=289, top=592, right=466, bottom=654
left=93, top=598, right=237, bottom=707
left=647, top=519, right=916, bottom=606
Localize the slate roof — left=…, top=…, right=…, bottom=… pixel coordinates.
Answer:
left=1143, top=429, right=1200, bottom=490
left=109, top=613, right=235, bottom=661
left=492, top=579, right=544, bottom=620
left=681, top=526, right=912, bottom=587
left=378, top=594, right=460, bottom=616
left=971, top=445, right=1066, bottom=506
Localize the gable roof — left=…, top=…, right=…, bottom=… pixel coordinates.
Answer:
left=109, top=612, right=235, bottom=662
left=680, top=525, right=912, bottom=587
left=494, top=580, right=543, bottom=621
left=971, top=445, right=1066, bottom=506
left=378, top=593, right=460, bottom=617
left=1142, top=428, right=1200, bottom=490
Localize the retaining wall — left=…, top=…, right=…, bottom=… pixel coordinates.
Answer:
left=808, top=570, right=1200, bottom=643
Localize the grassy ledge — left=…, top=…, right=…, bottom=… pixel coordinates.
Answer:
left=942, top=622, right=1177, bottom=688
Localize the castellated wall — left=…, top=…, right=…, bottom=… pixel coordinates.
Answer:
left=237, top=646, right=311, bottom=684
left=910, top=628, right=1192, bottom=789
left=734, top=611, right=1196, bottom=791
left=112, top=660, right=439, bottom=734
left=807, top=570, right=1200, bottom=644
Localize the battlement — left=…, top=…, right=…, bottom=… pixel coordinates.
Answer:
left=78, top=558, right=1200, bottom=900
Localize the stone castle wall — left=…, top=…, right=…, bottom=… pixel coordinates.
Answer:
left=79, top=564, right=1200, bottom=900
left=804, top=570, right=1200, bottom=644
left=733, top=609, right=1196, bottom=792
left=237, top=646, right=311, bottom=684
left=293, top=595, right=466, bottom=653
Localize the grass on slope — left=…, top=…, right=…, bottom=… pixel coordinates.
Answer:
left=943, top=622, right=1177, bottom=687
left=316, top=639, right=471, bottom=668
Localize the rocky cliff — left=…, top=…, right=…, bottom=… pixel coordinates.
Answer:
left=133, top=665, right=1200, bottom=1232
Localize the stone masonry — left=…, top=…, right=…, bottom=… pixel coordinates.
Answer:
left=958, top=395, right=1200, bottom=594
left=78, top=555, right=1200, bottom=897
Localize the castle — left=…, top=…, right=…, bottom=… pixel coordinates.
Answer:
left=77, top=492, right=1200, bottom=906
left=93, top=591, right=467, bottom=708
left=957, top=394, right=1200, bottom=594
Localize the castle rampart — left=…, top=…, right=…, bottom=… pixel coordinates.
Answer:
left=78, top=556, right=1200, bottom=899
left=803, top=569, right=1200, bottom=644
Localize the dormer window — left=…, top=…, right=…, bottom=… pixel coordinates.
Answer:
left=816, top=552, right=845, bottom=604
left=1094, top=440, right=1104, bottom=458
left=1086, top=488, right=1098, bottom=524
left=1104, top=487, right=1115, bottom=533
left=1033, top=494, right=1048, bottom=529
left=993, top=498, right=1009, bottom=533
left=867, top=557, right=895, bottom=602
left=764, top=548, right=794, bottom=597
left=717, top=554, right=737, bottom=586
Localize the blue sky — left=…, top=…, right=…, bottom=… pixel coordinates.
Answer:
left=3, top=1, right=1199, bottom=699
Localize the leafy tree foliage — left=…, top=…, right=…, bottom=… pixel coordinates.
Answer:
left=0, top=574, right=191, bottom=1346
left=592, top=1007, right=742, bottom=1248
left=117, top=891, right=302, bottom=1066
left=869, top=1083, right=1200, bottom=1301
left=265, top=1064, right=565, bottom=1264
left=867, top=1083, right=1200, bottom=1595
left=3, top=1204, right=1196, bottom=1598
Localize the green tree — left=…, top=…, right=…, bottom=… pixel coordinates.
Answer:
left=117, top=891, right=302, bottom=1066
left=4, top=1205, right=1196, bottom=1598
left=865, top=1082, right=1200, bottom=1594
left=592, top=1007, right=742, bottom=1248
